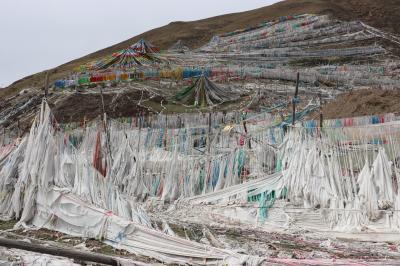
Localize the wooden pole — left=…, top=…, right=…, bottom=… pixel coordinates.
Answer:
left=164, top=114, right=168, bottom=149
left=319, top=93, right=324, bottom=128
left=205, top=112, right=212, bottom=193
left=207, top=112, right=212, bottom=161
left=99, top=87, right=107, bottom=132
left=0, top=237, right=120, bottom=266
left=100, top=87, right=106, bottom=117
left=17, top=120, right=20, bottom=138
left=208, top=112, right=212, bottom=134
left=292, top=72, right=300, bottom=126
left=99, top=87, right=113, bottom=164
left=178, top=115, right=182, bottom=128
left=137, top=114, right=141, bottom=157
left=44, top=71, right=49, bottom=98
left=243, top=120, right=251, bottom=149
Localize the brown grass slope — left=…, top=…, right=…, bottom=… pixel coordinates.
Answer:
left=2, top=0, right=399, bottom=98
left=323, top=89, right=400, bottom=119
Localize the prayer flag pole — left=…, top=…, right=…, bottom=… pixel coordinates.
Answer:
left=319, top=93, right=324, bottom=128
left=100, top=86, right=113, bottom=166
left=292, top=72, right=300, bottom=126
left=44, top=71, right=49, bottom=99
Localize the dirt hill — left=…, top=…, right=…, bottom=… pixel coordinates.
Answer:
left=323, top=89, right=400, bottom=119
left=2, top=0, right=399, bottom=98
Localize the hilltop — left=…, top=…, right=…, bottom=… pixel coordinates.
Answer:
left=2, top=0, right=400, bottom=98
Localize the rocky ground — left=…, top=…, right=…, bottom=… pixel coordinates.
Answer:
left=0, top=220, right=159, bottom=265
left=1, top=216, right=400, bottom=265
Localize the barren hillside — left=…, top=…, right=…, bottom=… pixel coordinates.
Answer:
left=323, top=89, right=400, bottom=119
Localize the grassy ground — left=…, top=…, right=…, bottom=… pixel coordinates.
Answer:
left=0, top=220, right=16, bottom=231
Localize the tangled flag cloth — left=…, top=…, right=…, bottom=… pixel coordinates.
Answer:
left=93, top=131, right=107, bottom=177
left=0, top=100, right=265, bottom=265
